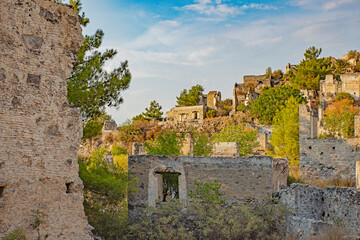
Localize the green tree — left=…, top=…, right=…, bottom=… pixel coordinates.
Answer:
left=176, top=84, right=204, bottom=106
left=211, top=124, right=259, bottom=156
left=142, top=100, right=163, bottom=120
left=269, top=96, right=300, bottom=176
left=193, top=131, right=213, bottom=157
left=144, top=131, right=185, bottom=156
left=291, top=46, right=332, bottom=90
left=67, top=29, right=131, bottom=120
left=322, top=99, right=360, bottom=138
left=249, top=85, right=306, bottom=125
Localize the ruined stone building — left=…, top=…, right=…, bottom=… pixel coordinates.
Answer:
left=299, top=104, right=360, bottom=183
left=166, top=90, right=221, bottom=122
left=128, top=155, right=288, bottom=209
left=0, top=0, right=91, bottom=239
left=285, top=63, right=297, bottom=74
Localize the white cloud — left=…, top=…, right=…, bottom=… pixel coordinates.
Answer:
left=175, top=0, right=277, bottom=17
left=291, top=0, right=356, bottom=10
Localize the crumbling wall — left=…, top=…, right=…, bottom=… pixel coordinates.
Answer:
left=280, top=184, right=360, bottom=239
left=128, top=155, right=288, bottom=209
left=299, top=105, right=359, bottom=182
left=0, top=0, right=91, bottom=239
left=212, top=142, right=239, bottom=157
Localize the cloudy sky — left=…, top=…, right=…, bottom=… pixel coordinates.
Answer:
left=80, top=0, right=360, bottom=124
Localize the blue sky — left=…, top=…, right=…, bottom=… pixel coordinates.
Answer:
left=79, top=0, right=360, bottom=124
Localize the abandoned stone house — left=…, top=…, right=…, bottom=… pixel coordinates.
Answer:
left=0, top=0, right=91, bottom=239
left=128, top=155, right=288, bottom=208
left=166, top=90, right=221, bottom=122
left=102, top=120, right=117, bottom=132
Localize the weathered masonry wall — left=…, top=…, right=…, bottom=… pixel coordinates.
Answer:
left=280, top=184, right=360, bottom=239
left=0, top=1, right=91, bottom=239
left=128, top=155, right=288, bottom=209
left=299, top=105, right=359, bottom=182
left=166, top=105, right=207, bottom=122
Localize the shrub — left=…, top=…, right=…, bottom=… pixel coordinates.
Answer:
left=192, top=131, right=212, bottom=157
left=335, top=92, right=354, bottom=103
left=236, top=103, right=247, bottom=112
left=110, top=145, right=127, bottom=156
left=79, top=149, right=137, bottom=239
left=82, top=120, right=103, bottom=140
left=3, top=228, right=26, bottom=240
left=211, top=124, right=259, bottom=156
left=113, top=154, right=128, bottom=170
left=143, top=131, right=185, bottom=156
left=322, top=99, right=360, bottom=138
left=206, top=109, right=216, bottom=118
left=128, top=180, right=288, bottom=240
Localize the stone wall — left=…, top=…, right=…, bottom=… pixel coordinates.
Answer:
left=299, top=105, right=360, bottom=182
left=212, top=142, right=239, bottom=157
left=128, top=155, right=288, bottom=209
left=166, top=105, right=207, bottom=122
left=206, top=91, right=221, bottom=110
left=0, top=0, right=91, bottom=239
left=280, top=184, right=360, bottom=239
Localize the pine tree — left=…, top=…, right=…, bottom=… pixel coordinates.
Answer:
left=142, top=100, right=163, bottom=120
left=176, top=85, right=204, bottom=106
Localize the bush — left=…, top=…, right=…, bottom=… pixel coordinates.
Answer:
left=236, top=103, right=247, bottom=112
left=335, top=92, right=354, bottom=103
left=206, top=109, right=216, bottom=118
left=322, top=99, right=360, bottom=138
left=128, top=180, right=288, bottom=240
left=192, top=131, right=212, bottom=157
left=82, top=120, right=103, bottom=140
left=143, top=131, right=185, bottom=156
left=79, top=149, right=137, bottom=239
left=110, top=145, right=127, bottom=156
left=211, top=124, right=259, bottom=156
left=3, top=228, right=26, bottom=240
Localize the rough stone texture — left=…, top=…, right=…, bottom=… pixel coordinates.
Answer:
left=280, top=184, right=360, bottom=239
left=299, top=105, right=359, bottom=182
left=128, top=155, right=288, bottom=210
left=212, top=142, right=239, bottom=157
left=357, top=161, right=360, bottom=190
left=0, top=0, right=91, bottom=239
left=166, top=105, right=207, bottom=122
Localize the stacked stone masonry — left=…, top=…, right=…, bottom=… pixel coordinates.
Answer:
left=0, top=0, right=91, bottom=239
left=299, top=104, right=359, bottom=182
left=280, top=184, right=360, bottom=239
left=128, top=155, right=288, bottom=209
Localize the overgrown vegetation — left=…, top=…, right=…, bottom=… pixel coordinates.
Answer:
left=192, top=130, right=213, bottom=157
left=249, top=85, right=305, bottom=125
left=322, top=98, right=360, bottom=138
left=211, top=124, right=259, bottom=156
left=143, top=131, right=185, bottom=156
left=269, top=96, right=300, bottom=177
left=128, top=180, right=289, bottom=240
left=79, top=149, right=136, bottom=239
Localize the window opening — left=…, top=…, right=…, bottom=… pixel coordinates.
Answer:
left=157, top=172, right=180, bottom=202
left=0, top=186, right=5, bottom=198
left=66, top=182, right=74, bottom=194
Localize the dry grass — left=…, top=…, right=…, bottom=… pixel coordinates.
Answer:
left=307, top=226, right=351, bottom=240
left=311, top=175, right=355, bottom=188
